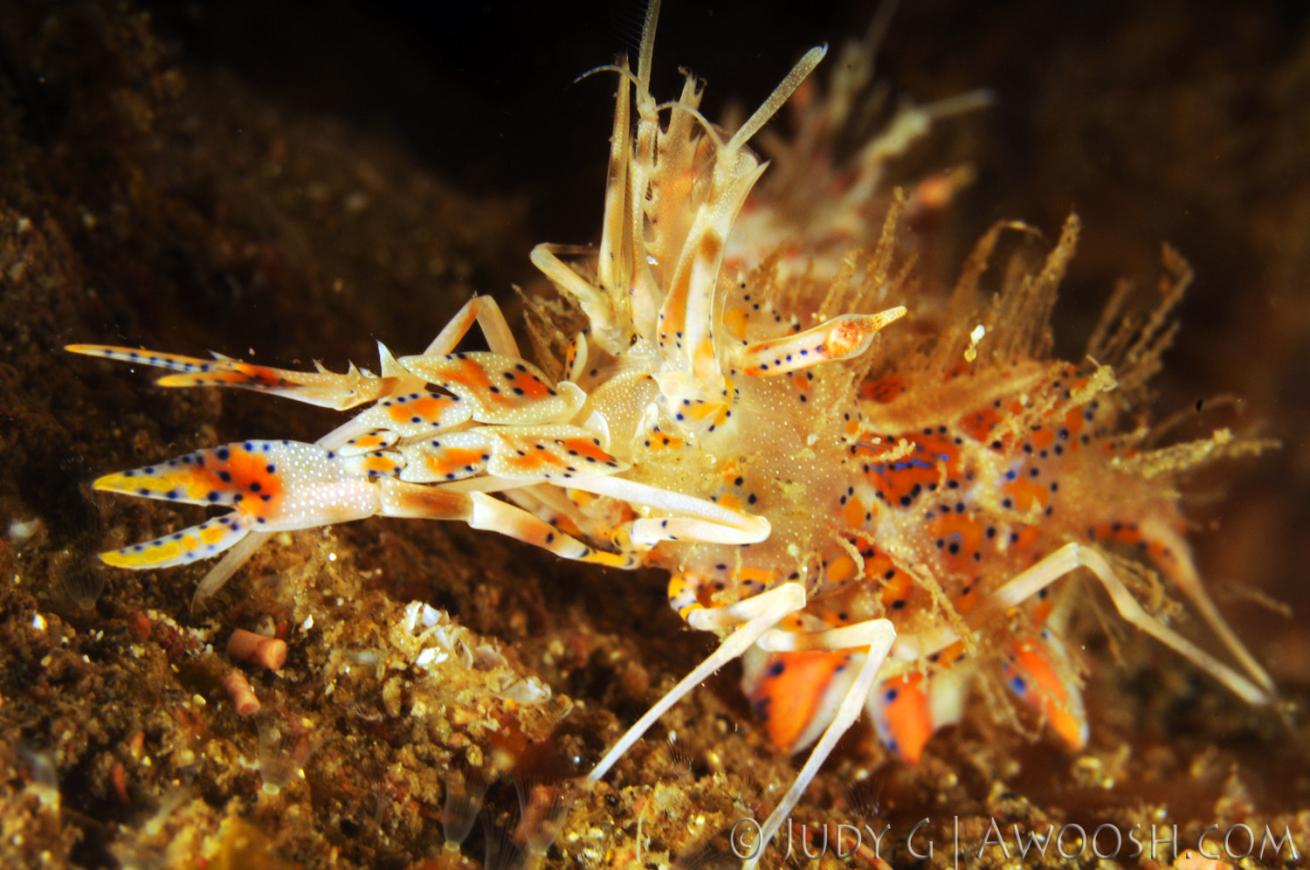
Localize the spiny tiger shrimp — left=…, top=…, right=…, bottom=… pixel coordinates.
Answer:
left=69, top=1, right=1275, bottom=863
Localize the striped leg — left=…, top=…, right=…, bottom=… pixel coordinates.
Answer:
left=64, top=344, right=395, bottom=411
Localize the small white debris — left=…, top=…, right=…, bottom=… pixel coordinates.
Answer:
left=401, top=601, right=443, bottom=633
left=300, top=614, right=315, bottom=632
left=31, top=613, right=47, bottom=632
left=964, top=323, right=987, bottom=363
left=8, top=518, right=40, bottom=543
left=504, top=677, right=551, bottom=705
left=415, top=647, right=448, bottom=668
left=393, top=601, right=551, bottom=704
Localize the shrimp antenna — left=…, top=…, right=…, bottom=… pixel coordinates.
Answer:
left=725, top=44, right=828, bottom=154
left=637, top=0, right=660, bottom=94
left=573, top=63, right=640, bottom=89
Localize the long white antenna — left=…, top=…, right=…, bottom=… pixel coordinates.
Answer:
left=726, top=44, right=828, bottom=154
left=637, top=0, right=660, bottom=93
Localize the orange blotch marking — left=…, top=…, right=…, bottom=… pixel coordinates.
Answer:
left=388, top=395, right=455, bottom=424
left=554, top=515, right=584, bottom=538
left=1094, top=522, right=1142, bottom=545
left=821, top=610, right=847, bottom=627
left=646, top=431, right=684, bottom=450
left=682, top=400, right=722, bottom=422
left=880, top=572, right=914, bottom=610
left=866, top=432, right=961, bottom=506
left=1030, top=426, right=1056, bottom=451
left=752, top=651, right=849, bottom=752
left=233, top=363, right=286, bottom=386
left=863, top=549, right=914, bottom=610
left=860, top=375, right=907, bottom=403
left=1062, top=405, right=1086, bottom=443
left=363, top=455, right=397, bottom=474
left=1031, top=597, right=1054, bottom=627
left=943, top=360, right=970, bottom=380
left=188, top=446, right=284, bottom=517
left=662, top=269, right=693, bottom=340
left=508, top=370, right=551, bottom=399
left=503, top=448, right=565, bottom=473
left=1010, top=638, right=1084, bottom=749
left=777, top=613, right=808, bottom=632
left=842, top=495, right=866, bottom=529
left=391, top=485, right=472, bottom=521
left=828, top=319, right=870, bottom=357
left=931, top=513, right=984, bottom=552
left=699, top=231, right=722, bottom=263
left=959, top=407, right=1001, bottom=443
left=1001, top=478, right=1049, bottom=512
left=879, top=673, right=933, bottom=763
left=933, top=641, right=967, bottom=670
left=722, top=307, right=749, bottom=341
left=826, top=554, right=856, bottom=584
left=441, top=357, right=493, bottom=392
left=955, top=583, right=981, bottom=614
left=424, top=448, right=486, bottom=478
left=562, top=438, right=613, bottom=464
left=566, top=489, right=597, bottom=507
left=717, top=493, right=743, bottom=511
left=734, top=566, right=776, bottom=586
left=929, top=513, right=985, bottom=572
left=1008, top=524, right=1041, bottom=554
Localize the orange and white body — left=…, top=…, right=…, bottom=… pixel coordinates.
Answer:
left=71, top=2, right=1273, bottom=865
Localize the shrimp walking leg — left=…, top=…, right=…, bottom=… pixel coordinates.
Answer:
left=743, top=618, right=897, bottom=870
left=587, top=581, right=806, bottom=783
left=990, top=542, right=1270, bottom=705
